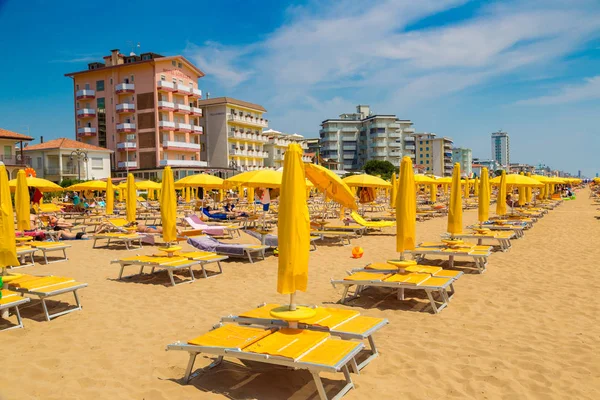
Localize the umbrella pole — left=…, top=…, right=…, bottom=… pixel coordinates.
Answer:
left=289, top=292, right=296, bottom=311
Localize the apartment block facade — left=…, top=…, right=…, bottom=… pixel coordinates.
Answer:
left=491, top=130, right=510, bottom=170
left=262, top=129, right=311, bottom=169
left=452, top=147, right=473, bottom=177
left=319, top=105, right=415, bottom=171
left=65, top=49, right=206, bottom=179
left=0, top=128, right=33, bottom=178
left=414, top=133, right=454, bottom=176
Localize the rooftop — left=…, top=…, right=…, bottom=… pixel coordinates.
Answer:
left=0, top=128, right=34, bottom=141
left=197, top=97, right=267, bottom=112
left=23, top=138, right=113, bottom=152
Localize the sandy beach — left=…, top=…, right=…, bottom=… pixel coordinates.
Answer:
left=1, top=189, right=599, bottom=400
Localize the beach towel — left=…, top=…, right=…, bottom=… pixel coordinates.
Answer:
left=186, top=216, right=225, bottom=236
left=187, top=236, right=247, bottom=257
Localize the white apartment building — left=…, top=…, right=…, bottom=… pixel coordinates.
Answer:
left=319, top=105, right=415, bottom=170
left=452, top=147, right=473, bottom=177
left=262, top=129, right=311, bottom=168
left=491, top=130, right=510, bottom=170
left=414, top=133, right=454, bottom=176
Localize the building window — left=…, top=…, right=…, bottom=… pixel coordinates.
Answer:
left=426, top=160, right=429, bottom=164
left=85, top=83, right=90, bottom=90
left=76, top=84, right=79, bottom=90
left=160, top=75, right=165, bottom=81
left=77, top=120, right=81, bottom=127
left=110, top=78, right=113, bottom=85
left=420, top=148, right=423, bottom=151
left=76, top=102, right=80, bottom=108
left=426, top=154, right=429, bottom=158
left=36, top=157, right=42, bottom=169
left=96, top=80, right=105, bottom=91
left=178, top=62, right=182, bottom=68
left=91, top=158, right=103, bottom=170
left=426, top=147, right=429, bottom=151
left=172, top=60, right=176, bottom=67
left=97, top=98, right=105, bottom=110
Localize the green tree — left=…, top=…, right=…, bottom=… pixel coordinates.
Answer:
left=363, top=160, right=397, bottom=180
left=494, top=169, right=504, bottom=177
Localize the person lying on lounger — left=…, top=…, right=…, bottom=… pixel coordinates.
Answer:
left=57, top=231, right=89, bottom=240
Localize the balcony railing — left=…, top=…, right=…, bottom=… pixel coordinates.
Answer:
left=117, top=161, right=138, bottom=169
left=158, top=121, right=176, bottom=130
left=190, top=106, right=202, bottom=116
left=0, top=155, right=31, bottom=166
left=176, top=123, right=192, bottom=132
left=76, top=89, right=95, bottom=99
left=159, top=159, right=207, bottom=167
left=45, top=167, right=77, bottom=175
left=77, top=127, right=97, bottom=136
left=228, top=131, right=268, bottom=142
left=157, top=81, right=175, bottom=91
left=404, top=145, right=416, bottom=150
left=231, top=150, right=268, bottom=158
left=117, top=142, right=137, bottom=151
left=404, top=136, right=415, bottom=142
left=163, top=141, right=201, bottom=151
left=403, top=127, right=415, bottom=133
left=174, top=83, right=192, bottom=95
left=174, top=103, right=191, bottom=114
left=77, top=108, right=96, bottom=118
left=116, top=123, right=136, bottom=132
left=158, top=101, right=175, bottom=110
left=191, top=88, right=202, bottom=98
left=115, top=83, right=135, bottom=93
left=116, top=103, right=135, bottom=113
left=191, top=125, right=204, bottom=134
left=227, top=114, right=268, bottom=127
left=389, top=142, right=402, bottom=147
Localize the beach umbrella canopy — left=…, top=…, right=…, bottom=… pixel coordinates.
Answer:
left=496, top=170, right=507, bottom=216
left=65, top=180, right=107, bottom=191
left=136, top=180, right=162, bottom=190
left=447, top=163, right=463, bottom=235
left=15, top=170, right=30, bottom=232
left=125, top=173, right=136, bottom=223
left=343, top=174, right=391, bottom=188
left=396, top=156, right=416, bottom=254
left=305, top=163, right=357, bottom=210
left=478, top=168, right=490, bottom=224
left=106, top=178, right=114, bottom=215
left=226, top=169, right=283, bottom=188
left=277, top=144, right=310, bottom=306
left=160, top=166, right=177, bottom=244
left=414, top=174, right=437, bottom=184
left=490, top=174, right=543, bottom=187
left=389, top=173, right=397, bottom=207
left=435, top=177, right=453, bottom=184
left=175, top=174, right=224, bottom=189
left=0, top=164, right=18, bottom=268
left=8, top=176, right=63, bottom=192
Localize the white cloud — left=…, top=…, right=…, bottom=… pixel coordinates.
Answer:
left=516, top=76, right=600, bottom=105
left=184, top=42, right=255, bottom=87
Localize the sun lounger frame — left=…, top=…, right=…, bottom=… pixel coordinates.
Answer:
left=14, top=248, right=37, bottom=268
left=93, top=234, right=143, bottom=250
left=442, top=232, right=514, bottom=252
left=32, top=243, right=71, bottom=264
left=409, top=245, right=492, bottom=273
left=11, top=282, right=87, bottom=321
left=0, top=295, right=30, bottom=330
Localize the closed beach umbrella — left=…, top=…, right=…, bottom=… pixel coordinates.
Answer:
left=447, top=163, right=463, bottom=235
left=15, top=170, right=30, bottom=232
left=496, top=170, right=507, bottom=216
left=277, top=144, right=310, bottom=306
left=0, top=164, right=18, bottom=268
left=464, top=178, right=470, bottom=198
left=429, top=183, right=437, bottom=203
left=106, top=178, right=114, bottom=215
left=126, top=173, right=136, bottom=223
left=478, top=168, right=490, bottom=225
left=396, top=156, right=416, bottom=254
left=474, top=177, right=479, bottom=197
left=185, top=186, right=191, bottom=203
left=389, top=173, right=397, bottom=208
left=305, top=163, right=357, bottom=210
left=160, top=166, right=177, bottom=244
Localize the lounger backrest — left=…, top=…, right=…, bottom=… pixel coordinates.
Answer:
left=184, top=217, right=200, bottom=229
left=109, top=218, right=129, bottom=227
left=350, top=211, right=368, bottom=226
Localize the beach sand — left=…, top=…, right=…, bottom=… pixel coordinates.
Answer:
left=1, top=189, right=599, bottom=399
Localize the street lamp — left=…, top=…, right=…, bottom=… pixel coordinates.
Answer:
left=70, top=149, right=89, bottom=181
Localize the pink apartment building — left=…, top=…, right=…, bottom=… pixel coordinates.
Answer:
left=65, top=49, right=207, bottom=179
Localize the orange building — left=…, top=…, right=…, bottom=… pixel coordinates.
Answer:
left=65, top=49, right=206, bottom=179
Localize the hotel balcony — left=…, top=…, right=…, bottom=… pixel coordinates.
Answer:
left=403, top=127, right=415, bottom=133
left=190, top=106, right=203, bottom=116
left=228, top=131, right=268, bottom=143
left=342, top=145, right=357, bottom=151
left=159, top=159, right=207, bottom=167
left=191, top=125, right=204, bottom=134
left=77, top=127, right=96, bottom=137
left=77, top=108, right=96, bottom=118
left=117, top=161, right=138, bottom=169
left=174, top=83, right=192, bottom=95
left=0, top=155, right=31, bottom=166
left=116, top=103, right=135, bottom=113
left=343, top=153, right=355, bottom=160
left=408, top=153, right=416, bottom=158
left=158, top=121, right=176, bottom=130
left=116, top=123, right=136, bottom=133
left=404, top=136, right=415, bottom=142
left=115, top=83, right=135, bottom=94
left=302, top=155, right=313, bottom=162
left=76, top=89, right=95, bottom=99
left=163, top=141, right=201, bottom=151
left=174, top=103, right=191, bottom=114
left=190, top=88, right=202, bottom=98
left=372, top=151, right=388, bottom=157
left=405, top=145, right=416, bottom=150
left=158, top=101, right=175, bottom=111
left=117, top=142, right=137, bottom=151
left=175, top=122, right=192, bottom=132
left=227, top=114, right=268, bottom=128
left=232, top=149, right=268, bottom=158
left=388, top=131, right=402, bottom=138
left=370, top=141, right=387, bottom=148
left=444, top=143, right=453, bottom=149
left=157, top=80, right=175, bottom=92
left=370, top=132, right=388, bottom=139
left=389, top=142, right=402, bottom=148
left=320, top=134, right=337, bottom=143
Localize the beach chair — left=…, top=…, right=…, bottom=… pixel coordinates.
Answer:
left=184, top=216, right=240, bottom=238
left=331, top=271, right=456, bottom=314
left=311, top=230, right=355, bottom=246
left=0, top=290, right=30, bottom=330
left=6, top=274, right=87, bottom=321
left=353, top=262, right=464, bottom=281
left=244, top=229, right=319, bottom=250
left=467, top=223, right=526, bottom=238
left=93, top=232, right=144, bottom=250
left=221, top=303, right=388, bottom=371
left=187, top=236, right=267, bottom=263
left=31, top=242, right=71, bottom=264
left=111, top=252, right=227, bottom=286
left=14, top=246, right=37, bottom=268
left=350, top=211, right=395, bottom=229
left=441, top=230, right=515, bottom=252
left=167, top=325, right=364, bottom=400
left=409, top=242, right=493, bottom=273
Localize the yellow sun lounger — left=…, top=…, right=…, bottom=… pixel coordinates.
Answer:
left=467, top=223, right=526, bottom=238
left=357, top=262, right=464, bottom=281
left=409, top=242, right=493, bottom=273
left=167, top=325, right=364, bottom=400
left=442, top=230, right=515, bottom=252
left=6, top=274, right=87, bottom=321
left=30, top=242, right=71, bottom=264
left=311, top=230, right=355, bottom=246
left=14, top=246, right=37, bottom=268
left=221, top=303, right=388, bottom=371
left=331, top=271, right=455, bottom=314
left=93, top=232, right=144, bottom=250
left=350, top=211, right=395, bottom=229
left=0, top=289, right=30, bottom=330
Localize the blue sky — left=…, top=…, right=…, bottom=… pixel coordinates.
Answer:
left=1, top=0, right=599, bottom=176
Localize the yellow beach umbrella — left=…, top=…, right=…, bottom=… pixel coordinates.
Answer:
left=147, top=189, right=154, bottom=200
left=0, top=164, right=18, bottom=268
left=175, top=174, right=224, bottom=189
left=389, top=173, right=397, bottom=207
left=117, top=187, right=123, bottom=202
left=490, top=174, right=544, bottom=187
left=435, top=177, right=453, bottom=184
left=66, top=180, right=107, bottom=191
left=447, top=163, right=463, bottom=235
left=126, top=173, right=136, bottom=223
left=464, top=178, right=470, bottom=198
left=525, top=173, right=533, bottom=203
left=474, top=177, right=480, bottom=197
left=478, top=168, right=490, bottom=224
left=8, top=176, right=63, bottom=192
left=160, top=166, right=177, bottom=244
left=136, top=180, right=162, bottom=190
left=429, top=183, right=437, bottom=203
left=304, top=163, right=357, bottom=210
left=15, top=170, right=30, bottom=232
left=396, top=156, right=416, bottom=254
left=226, top=169, right=282, bottom=188
left=106, top=178, right=114, bottom=215
left=518, top=186, right=526, bottom=206
left=496, top=170, right=507, bottom=216
left=342, top=174, right=391, bottom=188
left=277, top=144, right=310, bottom=309
left=414, top=174, right=437, bottom=184
left=185, top=186, right=191, bottom=203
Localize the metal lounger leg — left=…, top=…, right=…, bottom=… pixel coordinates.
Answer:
left=425, top=290, right=440, bottom=314
left=184, top=354, right=223, bottom=384
left=216, top=261, right=223, bottom=275
left=41, top=298, right=51, bottom=321
left=247, top=250, right=254, bottom=263
left=168, top=270, right=177, bottom=287
left=397, top=287, right=405, bottom=301
left=356, top=335, right=379, bottom=371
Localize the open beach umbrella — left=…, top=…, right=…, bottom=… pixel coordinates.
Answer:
left=305, top=163, right=357, bottom=210
left=136, top=180, right=161, bottom=191
left=389, top=173, right=397, bottom=208
left=342, top=174, right=391, bottom=188
left=490, top=174, right=544, bottom=187
left=125, top=173, right=136, bottom=223
left=414, top=174, right=437, bottom=184
left=15, top=170, right=30, bottom=232
left=525, top=173, right=533, bottom=203
left=160, top=166, right=177, bottom=244
left=496, top=170, right=507, bottom=216
left=478, top=168, right=490, bottom=225
left=185, top=186, right=191, bottom=203
left=518, top=186, right=526, bottom=206
left=277, top=144, right=310, bottom=310
left=8, top=176, right=63, bottom=192
left=226, top=169, right=283, bottom=188
left=106, top=178, right=114, bottom=215
left=175, top=174, right=224, bottom=189
left=0, top=164, right=18, bottom=269
left=396, top=156, right=416, bottom=256
left=66, top=180, right=107, bottom=191
left=447, top=163, right=462, bottom=236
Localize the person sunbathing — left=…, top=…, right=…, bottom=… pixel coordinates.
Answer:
left=57, top=231, right=88, bottom=240
left=49, top=215, right=74, bottom=230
